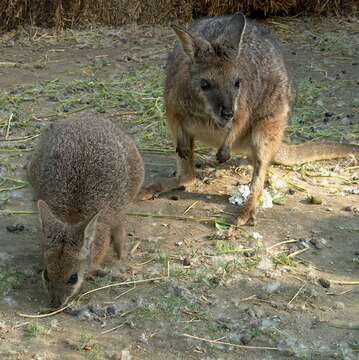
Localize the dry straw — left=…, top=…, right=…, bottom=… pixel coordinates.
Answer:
left=1, top=0, right=358, bottom=31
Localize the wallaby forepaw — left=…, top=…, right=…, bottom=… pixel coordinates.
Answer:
left=237, top=211, right=257, bottom=226
left=138, top=183, right=163, bottom=200
left=86, top=268, right=110, bottom=280
left=216, top=147, right=231, bottom=163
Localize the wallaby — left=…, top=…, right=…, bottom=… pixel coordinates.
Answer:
left=145, top=13, right=359, bottom=225
left=28, top=116, right=144, bottom=307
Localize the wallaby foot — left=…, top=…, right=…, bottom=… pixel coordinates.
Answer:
left=141, top=175, right=196, bottom=200
left=216, top=145, right=231, bottom=163
left=112, top=223, right=128, bottom=261
left=236, top=203, right=257, bottom=226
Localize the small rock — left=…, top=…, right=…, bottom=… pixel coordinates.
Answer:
left=251, top=232, right=263, bottom=241
left=240, top=334, right=252, bottom=345
left=110, top=352, right=122, bottom=360
left=318, top=277, right=331, bottom=288
left=183, top=257, right=191, bottom=267
left=308, top=195, right=323, bottom=205
left=246, top=308, right=256, bottom=318
left=340, top=117, right=352, bottom=126
left=3, top=296, right=17, bottom=306
left=287, top=188, right=295, bottom=195
left=308, top=288, right=319, bottom=298
left=70, top=307, right=94, bottom=320
left=106, top=305, right=118, bottom=316
left=310, top=237, right=327, bottom=250
left=88, top=304, right=106, bottom=317
left=333, top=301, right=345, bottom=310
left=170, top=195, right=179, bottom=201
left=343, top=205, right=358, bottom=215
left=6, top=224, right=25, bottom=232
left=265, top=281, right=281, bottom=294
left=175, top=241, right=183, bottom=246
left=121, top=350, right=132, bottom=360
left=286, top=303, right=295, bottom=310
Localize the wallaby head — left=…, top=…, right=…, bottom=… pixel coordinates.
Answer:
left=172, top=13, right=246, bottom=129
left=37, top=200, right=100, bottom=308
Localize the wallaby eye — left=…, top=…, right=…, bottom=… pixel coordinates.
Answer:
left=234, top=78, right=241, bottom=88
left=67, top=273, right=78, bottom=285
left=200, top=79, right=211, bottom=91
left=43, top=269, right=49, bottom=282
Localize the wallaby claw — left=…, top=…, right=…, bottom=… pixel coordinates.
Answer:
left=216, top=146, right=231, bottom=163
left=138, top=183, right=162, bottom=200
left=237, top=209, right=257, bottom=226
left=87, top=268, right=109, bottom=280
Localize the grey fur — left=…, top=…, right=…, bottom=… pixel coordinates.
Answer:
left=28, top=115, right=144, bottom=307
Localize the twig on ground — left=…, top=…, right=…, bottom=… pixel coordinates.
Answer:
left=182, top=333, right=282, bottom=351
left=329, top=280, right=359, bottom=286
left=17, top=303, right=74, bottom=319
left=100, top=323, right=126, bottom=335
left=288, top=248, right=309, bottom=258
left=114, top=286, right=136, bottom=300
left=183, top=200, right=199, bottom=215
left=5, top=113, right=14, bottom=139
left=268, top=239, right=299, bottom=251
left=288, top=283, right=307, bottom=305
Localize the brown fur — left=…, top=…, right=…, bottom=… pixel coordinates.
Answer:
left=145, top=13, right=359, bottom=225
left=28, top=115, right=144, bottom=307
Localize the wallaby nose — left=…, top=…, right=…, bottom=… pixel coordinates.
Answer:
left=50, top=294, right=68, bottom=309
left=50, top=298, right=62, bottom=309
left=221, top=109, right=234, bottom=121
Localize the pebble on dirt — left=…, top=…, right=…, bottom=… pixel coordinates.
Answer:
left=310, top=237, right=328, bottom=249
left=6, top=224, right=25, bottom=232
left=317, top=277, right=331, bottom=288
left=308, top=195, right=323, bottom=205
left=183, top=256, right=191, bottom=267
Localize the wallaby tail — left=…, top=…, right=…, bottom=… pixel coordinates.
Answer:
left=273, top=142, right=359, bottom=166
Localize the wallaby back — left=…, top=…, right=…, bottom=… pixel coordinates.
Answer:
left=29, top=115, right=144, bottom=307
left=29, top=116, right=144, bottom=224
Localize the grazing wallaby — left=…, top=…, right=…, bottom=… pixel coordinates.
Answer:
left=28, top=116, right=144, bottom=307
left=146, top=13, right=359, bottom=225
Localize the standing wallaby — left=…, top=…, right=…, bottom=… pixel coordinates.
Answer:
left=28, top=116, right=144, bottom=307
left=145, top=13, right=359, bottom=225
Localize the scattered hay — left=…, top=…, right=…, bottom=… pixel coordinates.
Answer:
left=1, top=0, right=358, bottom=31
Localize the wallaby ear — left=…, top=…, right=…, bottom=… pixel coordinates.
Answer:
left=80, top=211, right=101, bottom=260
left=172, top=25, right=214, bottom=62
left=216, top=12, right=247, bottom=54
left=37, top=200, right=62, bottom=233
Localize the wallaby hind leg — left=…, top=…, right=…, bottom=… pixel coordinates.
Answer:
left=112, top=220, right=128, bottom=260
left=142, top=118, right=196, bottom=198
left=238, top=112, right=286, bottom=226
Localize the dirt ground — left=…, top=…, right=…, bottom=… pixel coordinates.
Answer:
left=0, top=16, right=358, bottom=360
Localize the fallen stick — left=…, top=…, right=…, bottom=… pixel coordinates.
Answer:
left=183, top=333, right=282, bottom=351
